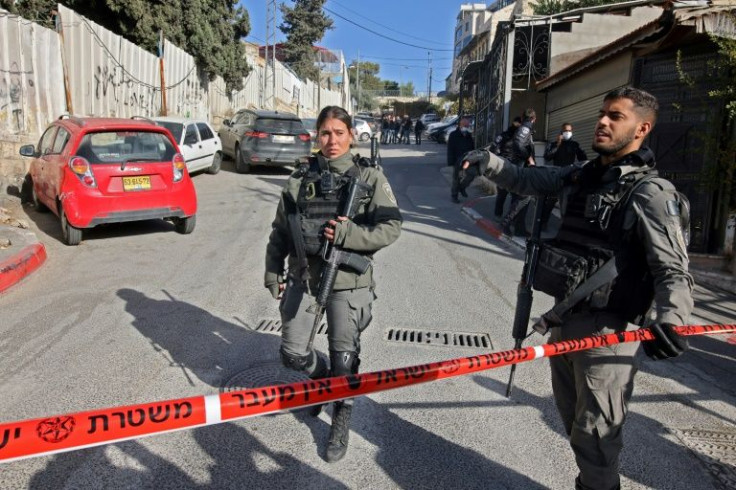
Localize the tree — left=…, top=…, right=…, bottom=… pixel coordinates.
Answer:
left=279, top=0, right=333, bottom=82
left=6, top=0, right=251, bottom=91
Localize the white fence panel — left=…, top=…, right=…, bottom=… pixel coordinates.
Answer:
left=163, top=39, right=207, bottom=119
left=58, top=4, right=159, bottom=118
left=0, top=10, right=65, bottom=136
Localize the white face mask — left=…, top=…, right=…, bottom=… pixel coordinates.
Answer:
left=460, top=126, right=469, bottom=134
left=562, top=131, right=573, bottom=140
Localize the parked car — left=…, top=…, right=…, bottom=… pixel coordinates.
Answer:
left=19, top=115, right=197, bottom=245
left=353, top=118, right=373, bottom=141
left=300, top=117, right=320, bottom=153
left=428, top=116, right=459, bottom=141
left=419, top=113, right=440, bottom=126
left=152, top=117, right=222, bottom=175
left=218, top=109, right=311, bottom=173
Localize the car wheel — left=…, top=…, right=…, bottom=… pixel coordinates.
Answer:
left=174, top=215, right=196, bottom=234
left=235, top=146, right=251, bottom=174
left=32, top=183, right=49, bottom=212
left=60, top=205, right=82, bottom=246
left=208, top=151, right=222, bottom=175
left=360, top=132, right=370, bottom=142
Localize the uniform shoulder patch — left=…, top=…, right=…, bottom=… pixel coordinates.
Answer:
left=382, top=182, right=397, bottom=204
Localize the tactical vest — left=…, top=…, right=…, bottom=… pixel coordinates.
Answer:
left=293, top=157, right=364, bottom=256
left=533, top=156, right=657, bottom=324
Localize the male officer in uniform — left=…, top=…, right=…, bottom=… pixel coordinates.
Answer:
left=462, top=87, right=693, bottom=489
left=501, top=108, right=536, bottom=234
left=265, top=106, right=402, bottom=462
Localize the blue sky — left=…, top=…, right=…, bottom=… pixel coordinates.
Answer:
left=240, top=0, right=460, bottom=93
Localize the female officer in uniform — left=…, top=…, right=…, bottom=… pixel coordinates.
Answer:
left=264, top=106, right=402, bottom=462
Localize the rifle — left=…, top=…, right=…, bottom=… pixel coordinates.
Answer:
left=305, top=177, right=373, bottom=351
left=505, top=196, right=546, bottom=398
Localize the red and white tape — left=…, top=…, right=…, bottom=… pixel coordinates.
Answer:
left=1, top=323, right=733, bottom=464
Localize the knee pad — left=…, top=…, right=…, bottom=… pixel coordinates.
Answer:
left=329, top=351, right=360, bottom=376
left=280, top=349, right=327, bottom=378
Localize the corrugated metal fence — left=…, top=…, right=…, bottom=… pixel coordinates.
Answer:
left=0, top=10, right=66, bottom=136
left=0, top=5, right=350, bottom=140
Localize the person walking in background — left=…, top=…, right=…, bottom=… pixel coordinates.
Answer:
left=500, top=108, right=536, bottom=235
left=541, top=122, right=589, bottom=227
left=448, top=117, right=475, bottom=203
left=401, top=116, right=413, bottom=144
left=492, top=116, right=522, bottom=219
left=414, top=118, right=425, bottom=145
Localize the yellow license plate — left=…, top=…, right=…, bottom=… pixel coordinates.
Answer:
left=123, top=176, right=151, bottom=191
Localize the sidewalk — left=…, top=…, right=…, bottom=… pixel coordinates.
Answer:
left=0, top=196, right=47, bottom=293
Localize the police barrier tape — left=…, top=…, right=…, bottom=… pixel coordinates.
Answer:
left=0, top=323, right=733, bottom=464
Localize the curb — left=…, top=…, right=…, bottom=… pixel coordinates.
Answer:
left=0, top=232, right=47, bottom=294
left=460, top=196, right=525, bottom=250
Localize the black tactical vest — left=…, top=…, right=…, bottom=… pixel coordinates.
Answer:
left=294, top=159, right=361, bottom=256
left=540, top=150, right=657, bottom=323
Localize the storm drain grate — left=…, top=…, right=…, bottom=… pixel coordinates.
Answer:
left=676, top=428, right=736, bottom=490
left=253, top=319, right=327, bottom=335
left=384, top=328, right=493, bottom=349
left=221, top=360, right=309, bottom=394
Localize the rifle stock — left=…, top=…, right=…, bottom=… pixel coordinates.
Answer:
left=506, top=196, right=545, bottom=397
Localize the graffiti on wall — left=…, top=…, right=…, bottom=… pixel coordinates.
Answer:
left=0, top=62, right=35, bottom=133
left=94, top=64, right=157, bottom=112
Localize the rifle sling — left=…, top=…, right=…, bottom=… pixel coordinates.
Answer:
left=542, top=256, right=621, bottom=325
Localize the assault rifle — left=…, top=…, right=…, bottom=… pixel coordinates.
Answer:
left=505, top=196, right=546, bottom=398
left=306, top=177, right=373, bottom=350
left=370, top=134, right=381, bottom=166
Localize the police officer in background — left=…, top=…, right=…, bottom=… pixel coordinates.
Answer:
left=448, top=116, right=475, bottom=203
left=265, top=106, right=402, bottom=462
left=462, top=87, right=693, bottom=490
left=501, top=108, right=537, bottom=234
left=492, top=116, right=522, bottom=218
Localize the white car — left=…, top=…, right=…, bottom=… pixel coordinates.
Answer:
left=353, top=118, right=373, bottom=142
left=153, top=117, right=223, bottom=175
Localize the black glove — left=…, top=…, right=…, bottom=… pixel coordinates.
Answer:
left=643, top=323, right=688, bottom=360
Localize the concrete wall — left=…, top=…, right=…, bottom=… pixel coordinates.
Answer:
left=549, top=6, right=662, bottom=75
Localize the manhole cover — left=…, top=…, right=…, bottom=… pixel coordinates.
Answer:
left=221, top=360, right=309, bottom=393
left=253, top=319, right=327, bottom=335
left=384, top=328, right=493, bottom=349
left=676, top=428, right=736, bottom=490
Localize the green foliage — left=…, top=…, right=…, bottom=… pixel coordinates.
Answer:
left=279, top=0, right=333, bottom=82
left=532, top=0, right=624, bottom=16
left=10, top=0, right=251, bottom=92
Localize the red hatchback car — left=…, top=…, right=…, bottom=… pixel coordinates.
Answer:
left=20, top=116, right=197, bottom=245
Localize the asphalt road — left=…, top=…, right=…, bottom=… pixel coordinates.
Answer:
left=0, top=140, right=734, bottom=489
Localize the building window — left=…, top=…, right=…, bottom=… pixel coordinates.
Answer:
left=465, top=22, right=469, bottom=32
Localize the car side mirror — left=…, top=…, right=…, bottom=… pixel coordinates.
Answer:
left=223, top=119, right=231, bottom=127
left=19, top=144, right=36, bottom=157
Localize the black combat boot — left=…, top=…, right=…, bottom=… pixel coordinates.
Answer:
left=325, top=351, right=359, bottom=462
left=326, top=400, right=352, bottom=462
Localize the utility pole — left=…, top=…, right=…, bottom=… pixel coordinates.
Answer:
left=265, top=0, right=277, bottom=111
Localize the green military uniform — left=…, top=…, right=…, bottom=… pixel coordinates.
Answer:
left=264, top=149, right=402, bottom=374
left=478, top=147, right=693, bottom=490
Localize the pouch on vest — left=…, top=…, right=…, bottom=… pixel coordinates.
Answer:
left=532, top=244, right=588, bottom=301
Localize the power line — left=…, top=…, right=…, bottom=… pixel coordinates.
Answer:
left=323, top=7, right=453, bottom=52
left=359, top=55, right=452, bottom=61
left=329, top=0, right=450, bottom=48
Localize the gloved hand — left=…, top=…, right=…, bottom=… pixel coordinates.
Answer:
left=643, top=323, right=689, bottom=360
left=462, top=149, right=503, bottom=177
left=265, top=274, right=285, bottom=300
